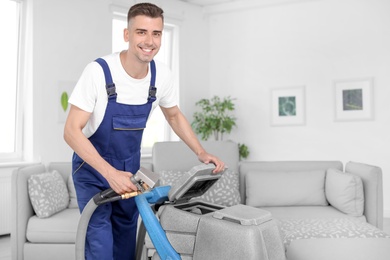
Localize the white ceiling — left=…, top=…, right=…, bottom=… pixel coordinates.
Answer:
left=178, top=0, right=316, bottom=12
left=178, top=0, right=239, bottom=6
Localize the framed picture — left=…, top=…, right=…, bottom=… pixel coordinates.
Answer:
left=271, top=86, right=305, bottom=126
left=334, top=78, right=373, bottom=121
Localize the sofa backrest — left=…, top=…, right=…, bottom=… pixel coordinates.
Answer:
left=48, top=162, right=72, bottom=182
left=239, top=161, right=343, bottom=205
left=152, top=141, right=240, bottom=172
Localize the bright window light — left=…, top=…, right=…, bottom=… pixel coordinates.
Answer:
left=0, top=0, right=20, bottom=157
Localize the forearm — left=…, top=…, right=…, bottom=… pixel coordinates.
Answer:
left=64, top=125, right=115, bottom=179
left=161, top=105, right=225, bottom=173
left=162, top=106, right=206, bottom=156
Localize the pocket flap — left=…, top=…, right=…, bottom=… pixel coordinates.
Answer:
left=113, top=115, right=147, bottom=130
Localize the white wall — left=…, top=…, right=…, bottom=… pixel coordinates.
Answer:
left=206, top=0, right=390, bottom=215
left=32, top=0, right=112, bottom=163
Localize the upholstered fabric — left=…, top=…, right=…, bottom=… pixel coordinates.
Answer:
left=239, top=161, right=343, bottom=204
left=326, top=168, right=364, bottom=217
left=245, top=170, right=328, bottom=207
left=67, top=173, right=78, bottom=209
left=278, top=218, right=390, bottom=247
left=158, top=169, right=241, bottom=206
left=26, top=208, right=79, bottom=243
left=260, top=206, right=366, bottom=222
left=152, top=141, right=240, bottom=172
left=28, top=171, right=69, bottom=218
left=345, top=161, right=384, bottom=229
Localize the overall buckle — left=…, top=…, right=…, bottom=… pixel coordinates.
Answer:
left=106, top=83, right=116, bottom=96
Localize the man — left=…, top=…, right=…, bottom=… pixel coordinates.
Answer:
left=64, top=2, right=224, bottom=260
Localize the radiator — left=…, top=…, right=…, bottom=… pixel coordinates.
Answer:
left=0, top=174, right=12, bottom=235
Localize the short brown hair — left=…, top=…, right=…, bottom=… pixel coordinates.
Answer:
left=127, top=3, right=164, bottom=23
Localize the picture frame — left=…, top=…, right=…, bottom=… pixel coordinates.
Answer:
left=271, top=86, right=305, bottom=126
left=334, top=78, right=374, bottom=121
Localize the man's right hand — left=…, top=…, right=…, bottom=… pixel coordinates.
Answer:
left=105, top=169, right=139, bottom=195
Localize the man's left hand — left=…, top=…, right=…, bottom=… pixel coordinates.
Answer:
left=197, top=152, right=225, bottom=173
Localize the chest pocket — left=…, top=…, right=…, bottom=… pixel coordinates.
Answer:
left=113, top=115, right=147, bottom=130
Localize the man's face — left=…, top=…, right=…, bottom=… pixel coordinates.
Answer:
left=124, top=15, right=163, bottom=63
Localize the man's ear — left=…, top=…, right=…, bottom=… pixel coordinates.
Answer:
left=123, top=28, right=129, bottom=42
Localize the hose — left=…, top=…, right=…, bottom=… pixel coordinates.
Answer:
left=75, top=188, right=137, bottom=260
left=75, top=186, right=180, bottom=260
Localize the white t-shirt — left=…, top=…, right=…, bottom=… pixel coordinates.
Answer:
left=69, top=52, right=177, bottom=138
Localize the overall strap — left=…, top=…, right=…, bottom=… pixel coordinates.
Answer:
left=148, top=60, right=157, bottom=103
left=95, top=58, right=157, bottom=102
left=95, top=58, right=116, bottom=98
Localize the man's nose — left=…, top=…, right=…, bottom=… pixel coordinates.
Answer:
left=144, top=33, right=154, bottom=45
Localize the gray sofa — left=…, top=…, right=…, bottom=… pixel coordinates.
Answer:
left=149, top=141, right=390, bottom=260
left=11, top=162, right=79, bottom=260
left=11, top=141, right=390, bottom=260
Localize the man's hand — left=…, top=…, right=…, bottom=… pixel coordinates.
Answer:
left=197, top=151, right=225, bottom=173
left=105, top=169, right=139, bottom=194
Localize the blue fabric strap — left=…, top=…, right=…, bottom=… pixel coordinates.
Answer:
left=95, top=58, right=157, bottom=102
left=148, top=60, right=157, bottom=103
left=95, top=58, right=116, bottom=97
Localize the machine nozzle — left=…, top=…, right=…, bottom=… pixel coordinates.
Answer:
left=130, top=167, right=160, bottom=193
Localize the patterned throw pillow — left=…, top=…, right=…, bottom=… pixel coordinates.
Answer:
left=28, top=170, right=70, bottom=218
left=158, top=169, right=241, bottom=207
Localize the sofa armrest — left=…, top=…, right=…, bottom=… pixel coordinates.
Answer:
left=11, top=163, right=46, bottom=260
left=345, top=161, right=383, bottom=229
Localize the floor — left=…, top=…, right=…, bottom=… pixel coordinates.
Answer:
left=1, top=218, right=390, bottom=259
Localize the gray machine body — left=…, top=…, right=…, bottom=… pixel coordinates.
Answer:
left=151, top=164, right=286, bottom=260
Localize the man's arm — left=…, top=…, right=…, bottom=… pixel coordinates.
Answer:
left=63, top=105, right=138, bottom=193
left=160, top=105, right=225, bottom=173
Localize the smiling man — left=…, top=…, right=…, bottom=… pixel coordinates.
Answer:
left=64, top=3, right=224, bottom=260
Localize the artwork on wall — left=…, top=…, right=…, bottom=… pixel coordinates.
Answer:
left=271, top=86, right=305, bottom=126
left=58, top=81, right=75, bottom=123
left=334, top=78, right=373, bottom=121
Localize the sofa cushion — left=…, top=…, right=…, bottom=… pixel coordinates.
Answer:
left=278, top=217, right=390, bottom=248
left=26, top=208, right=80, bottom=243
left=246, top=170, right=328, bottom=207
left=159, top=169, right=241, bottom=206
left=28, top=170, right=70, bottom=218
left=326, top=168, right=364, bottom=217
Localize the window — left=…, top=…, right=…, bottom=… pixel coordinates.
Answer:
left=0, top=0, right=22, bottom=161
left=112, top=16, right=179, bottom=155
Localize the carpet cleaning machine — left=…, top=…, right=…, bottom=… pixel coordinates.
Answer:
left=75, top=164, right=286, bottom=260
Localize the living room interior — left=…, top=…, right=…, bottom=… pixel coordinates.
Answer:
left=1, top=0, right=390, bottom=259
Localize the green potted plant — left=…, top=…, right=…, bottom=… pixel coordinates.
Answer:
left=191, top=96, right=249, bottom=160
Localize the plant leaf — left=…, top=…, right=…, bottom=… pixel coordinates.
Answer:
left=61, top=91, right=69, bottom=112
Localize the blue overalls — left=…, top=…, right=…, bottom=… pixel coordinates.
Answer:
left=72, top=58, right=157, bottom=260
